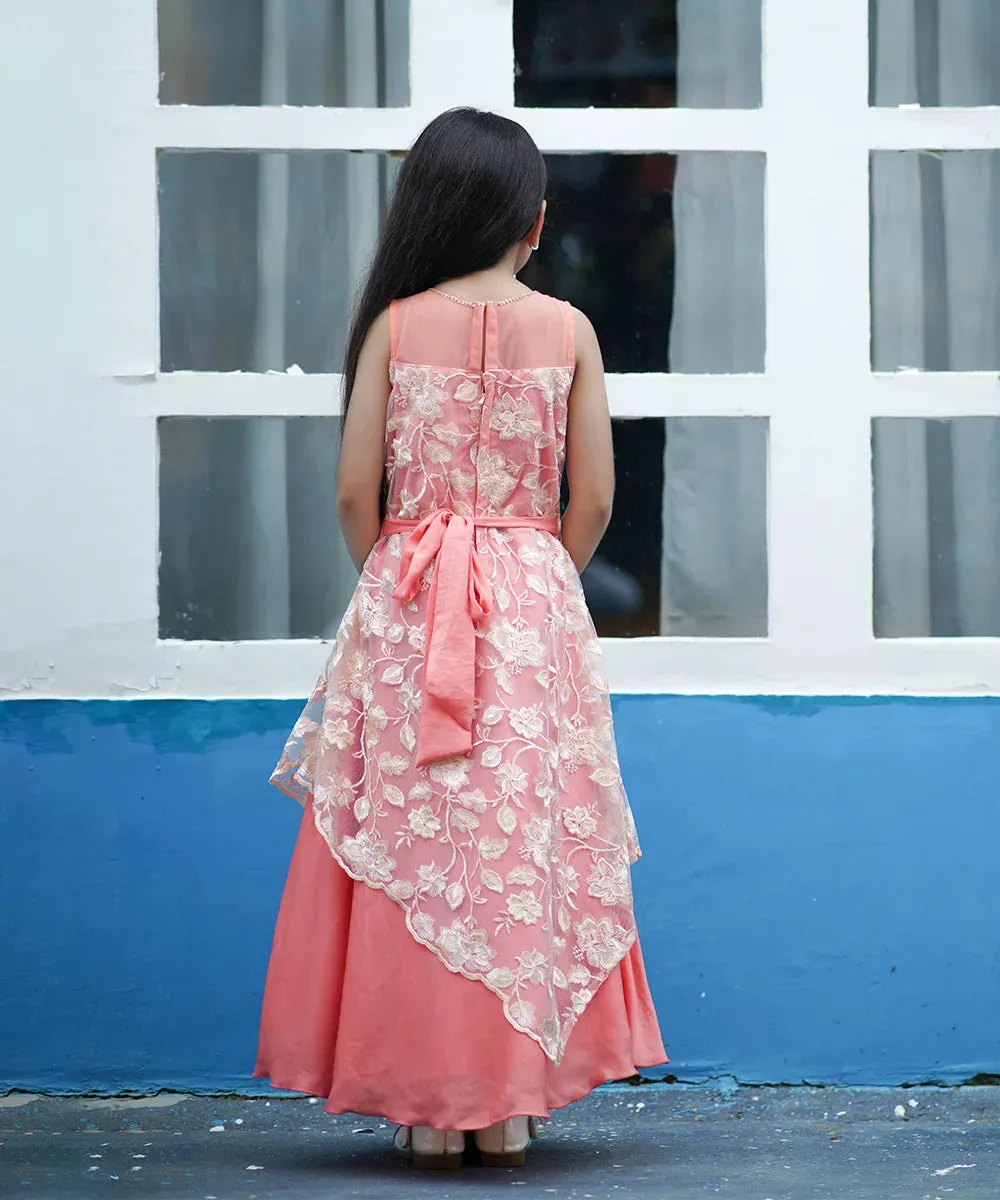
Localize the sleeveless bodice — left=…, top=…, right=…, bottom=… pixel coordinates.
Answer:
left=384, top=289, right=575, bottom=524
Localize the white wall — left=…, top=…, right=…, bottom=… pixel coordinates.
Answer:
left=0, top=1, right=160, bottom=696
left=2, top=0, right=1000, bottom=699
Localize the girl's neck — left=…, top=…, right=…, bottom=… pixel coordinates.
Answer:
left=436, top=251, right=531, bottom=304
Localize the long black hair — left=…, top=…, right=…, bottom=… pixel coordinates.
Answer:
left=341, top=108, right=547, bottom=423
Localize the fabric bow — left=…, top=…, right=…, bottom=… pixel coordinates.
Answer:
left=392, top=510, right=494, bottom=765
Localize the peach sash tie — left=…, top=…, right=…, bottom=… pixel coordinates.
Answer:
left=382, top=510, right=560, bottom=766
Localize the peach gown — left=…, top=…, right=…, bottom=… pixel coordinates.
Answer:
left=255, top=288, right=666, bottom=1129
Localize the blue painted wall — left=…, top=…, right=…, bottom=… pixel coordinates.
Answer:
left=1, top=697, right=998, bottom=1092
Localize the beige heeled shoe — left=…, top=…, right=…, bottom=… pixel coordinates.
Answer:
left=393, top=1124, right=465, bottom=1170
left=473, top=1115, right=537, bottom=1167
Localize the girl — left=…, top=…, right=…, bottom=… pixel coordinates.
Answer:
left=254, top=108, right=666, bottom=1170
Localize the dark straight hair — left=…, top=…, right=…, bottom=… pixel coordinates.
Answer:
left=341, top=108, right=547, bottom=425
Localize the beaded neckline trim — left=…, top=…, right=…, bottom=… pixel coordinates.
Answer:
left=431, top=288, right=535, bottom=307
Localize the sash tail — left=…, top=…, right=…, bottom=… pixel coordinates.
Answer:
left=382, top=510, right=560, bottom=766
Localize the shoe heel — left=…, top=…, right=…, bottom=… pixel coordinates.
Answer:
left=408, top=1126, right=464, bottom=1170
left=413, top=1150, right=463, bottom=1170
left=478, top=1147, right=527, bottom=1168
left=473, top=1116, right=532, bottom=1167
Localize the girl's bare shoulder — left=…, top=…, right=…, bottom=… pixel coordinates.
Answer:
left=570, top=306, right=601, bottom=363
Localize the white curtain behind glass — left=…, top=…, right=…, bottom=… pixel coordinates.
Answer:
left=664, top=0, right=767, bottom=636
left=872, top=0, right=1000, bottom=636
left=247, top=0, right=397, bottom=639
left=158, top=0, right=405, bottom=640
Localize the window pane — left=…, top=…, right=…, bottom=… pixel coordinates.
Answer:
left=522, top=154, right=765, bottom=373
left=160, top=417, right=767, bottom=641
left=870, top=0, right=1000, bottom=106
left=514, top=0, right=761, bottom=108
left=159, top=418, right=354, bottom=640
left=162, top=150, right=764, bottom=375
left=159, top=151, right=398, bottom=373
left=589, top=417, right=768, bottom=637
left=158, top=0, right=409, bottom=106
left=871, top=151, right=1000, bottom=371
left=873, top=419, right=1000, bottom=637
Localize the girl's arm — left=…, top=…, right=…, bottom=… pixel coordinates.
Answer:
left=336, top=309, right=391, bottom=571
left=561, top=309, right=614, bottom=573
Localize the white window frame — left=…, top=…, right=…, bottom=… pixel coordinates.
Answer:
left=104, top=0, right=1000, bottom=698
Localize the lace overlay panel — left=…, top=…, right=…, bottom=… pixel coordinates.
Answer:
left=271, top=356, right=641, bottom=1062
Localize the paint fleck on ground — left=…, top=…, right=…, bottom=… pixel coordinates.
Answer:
left=0, top=1085, right=998, bottom=1198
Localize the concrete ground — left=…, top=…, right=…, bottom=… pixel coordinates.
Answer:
left=1, top=1085, right=998, bottom=1199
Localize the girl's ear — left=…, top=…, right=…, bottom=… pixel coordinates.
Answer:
left=528, top=200, right=546, bottom=251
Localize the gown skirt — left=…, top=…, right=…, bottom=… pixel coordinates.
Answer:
left=254, top=800, right=667, bottom=1131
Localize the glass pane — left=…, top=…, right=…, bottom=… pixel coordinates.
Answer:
left=870, top=0, right=1000, bottom=106
left=871, top=151, right=1000, bottom=372
left=159, top=151, right=398, bottom=372
left=162, top=150, right=764, bottom=375
left=521, top=153, right=765, bottom=373
left=588, top=417, right=768, bottom=637
left=159, top=418, right=355, bottom=640
left=873, top=419, right=1000, bottom=637
left=160, top=417, right=767, bottom=641
left=514, top=0, right=761, bottom=108
left=158, top=0, right=409, bottom=106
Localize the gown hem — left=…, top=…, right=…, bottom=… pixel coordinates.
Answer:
left=251, top=1052, right=669, bottom=1131
left=310, top=798, right=634, bottom=1065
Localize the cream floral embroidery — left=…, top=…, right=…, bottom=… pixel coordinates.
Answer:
left=272, top=350, right=641, bottom=1063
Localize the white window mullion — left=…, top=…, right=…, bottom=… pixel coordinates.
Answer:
left=768, top=397, right=876, bottom=656
left=145, top=373, right=340, bottom=418
left=154, top=107, right=767, bottom=156
left=764, top=0, right=875, bottom=657
left=520, top=108, right=767, bottom=153
left=148, top=372, right=784, bottom=421
left=154, top=105, right=417, bottom=153
left=870, top=373, right=1000, bottom=417
left=145, top=369, right=1000, bottom=427
left=607, top=375, right=773, bottom=419
left=868, top=107, right=1000, bottom=151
